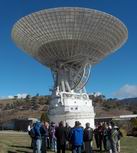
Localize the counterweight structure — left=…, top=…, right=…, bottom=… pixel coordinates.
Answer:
left=12, top=7, right=128, bottom=127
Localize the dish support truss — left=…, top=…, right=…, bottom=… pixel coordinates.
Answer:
left=52, top=61, right=91, bottom=93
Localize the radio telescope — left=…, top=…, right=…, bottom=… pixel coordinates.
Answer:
left=12, top=7, right=128, bottom=127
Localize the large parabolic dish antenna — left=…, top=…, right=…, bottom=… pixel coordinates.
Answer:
left=12, top=7, right=128, bottom=92
left=12, top=7, right=128, bottom=127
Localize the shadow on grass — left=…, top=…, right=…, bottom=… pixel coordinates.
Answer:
left=8, top=150, right=31, bottom=153
left=93, top=150, right=108, bottom=153
left=9, top=145, right=32, bottom=153
left=10, top=145, right=106, bottom=153
left=11, top=145, right=32, bottom=149
left=16, top=150, right=31, bottom=153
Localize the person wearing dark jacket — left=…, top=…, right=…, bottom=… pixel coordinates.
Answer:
left=70, top=121, right=83, bottom=153
left=65, top=122, right=71, bottom=141
left=83, top=123, right=93, bottom=153
left=65, top=122, right=71, bottom=149
left=49, top=122, right=57, bottom=151
left=98, top=123, right=104, bottom=151
left=55, top=121, right=67, bottom=153
left=94, top=125, right=100, bottom=149
left=102, top=123, right=112, bottom=151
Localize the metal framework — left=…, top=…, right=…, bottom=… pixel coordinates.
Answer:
left=12, top=7, right=128, bottom=92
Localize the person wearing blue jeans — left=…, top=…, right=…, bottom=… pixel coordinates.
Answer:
left=50, top=137, right=57, bottom=151
left=70, top=121, right=83, bottom=153
left=33, top=121, right=42, bottom=153
left=72, top=145, right=82, bottom=153
left=34, top=139, right=42, bottom=153
left=40, top=122, right=49, bottom=153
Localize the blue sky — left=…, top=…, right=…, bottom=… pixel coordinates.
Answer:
left=0, top=0, right=137, bottom=99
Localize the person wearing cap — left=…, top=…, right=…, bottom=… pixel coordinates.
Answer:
left=83, top=123, right=93, bottom=153
left=70, top=121, right=84, bottom=153
left=110, top=122, right=119, bottom=153
left=114, top=126, right=123, bottom=153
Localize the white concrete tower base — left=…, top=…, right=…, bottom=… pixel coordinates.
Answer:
left=48, top=92, right=95, bottom=128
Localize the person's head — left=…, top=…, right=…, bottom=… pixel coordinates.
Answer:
left=86, top=122, right=90, bottom=128
left=44, top=122, right=49, bottom=128
left=100, top=122, right=103, bottom=126
left=102, top=122, right=107, bottom=128
left=108, top=123, right=112, bottom=129
left=66, top=122, right=69, bottom=127
left=78, top=121, right=82, bottom=127
left=75, top=121, right=80, bottom=127
left=51, top=121, right=55, bottom=126
left=110, top=121, right=115, bottom=128
left=95, top=123, right=99, bottom=128
left=59, top=121, right=64, bottom=127
left=103, top=122, right=108, bottom=128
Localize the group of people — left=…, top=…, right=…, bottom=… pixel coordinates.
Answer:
left=94, top=122, right=122, bottom=153
left=28, top=120, right=122, bottom=153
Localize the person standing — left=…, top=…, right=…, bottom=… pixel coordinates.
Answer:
left=110, top=122, right=118, bottom=153
left=40, top=122, right=49, bottom=153
left=33, top=121, right=42, bottom=153
left=115, top=126, right=122, bottom=153
left=55, top=121, right=67, bottom=153
left=70, top=121, right=83, bottom=153
left=49, top=122, right=57, bottom=151
left=94, top=124, right=100, bottom=149
left=28, top=121, right=34, bottom=148
left=28, top=121, right=32, bottom=134
left=98, top=122, right=104, bottom=151
left=65, top=122, right=71, bottom=149
left=103, top=123, right=112, bottom=152
left=83, top=123, right=93, bottom=153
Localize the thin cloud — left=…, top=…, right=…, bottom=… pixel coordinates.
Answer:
left=17, top=93, right=28, bottom=99
left=113, top=84, right=137, bottom=98
left=90, top=92, right=103, bottom=97
left=8, top=95, right=14, bottom=99
left=7, top=93, right=28, bottom=99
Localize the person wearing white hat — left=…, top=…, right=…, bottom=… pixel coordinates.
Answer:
left=110, top=122, right=118, bottom=153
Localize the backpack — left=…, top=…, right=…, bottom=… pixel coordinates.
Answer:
left=29, top=128, right=36, bottom=138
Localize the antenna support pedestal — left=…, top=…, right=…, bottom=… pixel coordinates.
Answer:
left=48, top=91, right=95, bottom=128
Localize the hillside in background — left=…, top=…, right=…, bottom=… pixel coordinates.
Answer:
left=0, top=94, right=137, bottom=124
left=90, top=95, right=137, bottom=117
left=0, top=95, right=50, bottom=123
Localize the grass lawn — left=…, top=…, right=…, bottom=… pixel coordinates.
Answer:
left=0, top=132, right=32, bottom=153
left=0, top=131, right=137, bottom=153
